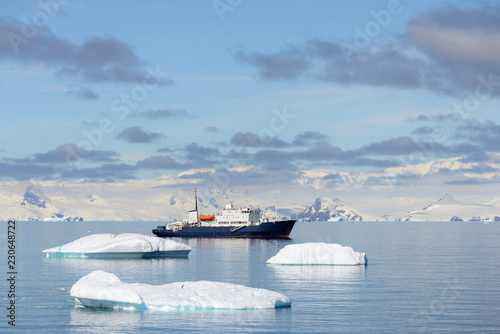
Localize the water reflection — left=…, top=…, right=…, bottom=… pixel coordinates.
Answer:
left=70, top=306, right=144, bottom=333
left=70, top=302, right=291, bottom=333
left=269, top=264, right=365, bottom=281
left=42, top=256, right=191, bottom=285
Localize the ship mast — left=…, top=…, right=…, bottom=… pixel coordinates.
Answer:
left=275, top=197, right=278, bottom=221
left=194, top=187, right=198, bottom=212
left=188, top=188, right=199, bottom=224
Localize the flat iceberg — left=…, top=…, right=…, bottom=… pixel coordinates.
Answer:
left=70, top=270, right=291, bottom=311
left=266, top=242, right=367, bottom=265
left=43, top=233, right=191, bottom=258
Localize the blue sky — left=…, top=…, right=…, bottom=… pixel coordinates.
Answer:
left=1, top=0, right=500, bottom=184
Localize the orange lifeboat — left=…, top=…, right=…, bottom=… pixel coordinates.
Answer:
left=199, top=215, right=215, bottom=221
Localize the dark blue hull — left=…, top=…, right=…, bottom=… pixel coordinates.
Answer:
left=152, top=220, right=295, bottom=238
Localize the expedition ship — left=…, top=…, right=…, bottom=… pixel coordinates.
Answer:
left=152, top=190, right=295, bottom=238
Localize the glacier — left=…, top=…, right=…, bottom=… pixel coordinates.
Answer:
left=266, top=242, right=367, bottom=265
left=43, top=233, right=191, bottom=258
left=70, top=270, right=291, bottom=311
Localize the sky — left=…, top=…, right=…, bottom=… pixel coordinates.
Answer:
left=1, top=0, right=500, bottom=190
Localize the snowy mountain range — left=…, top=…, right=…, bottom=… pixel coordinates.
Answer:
left=394, top=193, right=500, bottom=222
left=292, top=197, right=379, bottom=222
left=1, top=183, right=499, bottom=222
left=1, top=154, right=500, bottom=222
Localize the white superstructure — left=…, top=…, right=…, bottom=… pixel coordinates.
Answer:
left=204, top=203, right=262, bottom=226
left=168, top=190, right=270, bottom=229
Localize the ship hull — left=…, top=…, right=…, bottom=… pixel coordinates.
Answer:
left=152, top=220, right=295, bottom=238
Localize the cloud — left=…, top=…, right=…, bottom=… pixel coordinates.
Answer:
left=229, top=167, right=297, bottom=186
left=235, top=39, right=423, bottom=88
left=0, top=144, right=134, bottom=181
left=205, top=126, right=220, bottom=133
left=230, top=132, right=288, bottom=148
left=157, top=146, right=173, bottom=153
left=17, top=143, right=119, bottom=164
left=406, top=4, right=500, bottom=67
left=235, top=48, right=310, bottom=81
left=402, top=3, right=500, bottom=96
left=406, top=113, right=500, bottom=159
left=455, top=119, right=500, bottom=152
left=444, top=179, right=482, bottom=185
left=59, top=163, right=137, bottom=181
left=234, top=3, right=500, bottom=97
left=344, top=157, right=401, bottom=168
left=116, top=127, right=163, bottom=143
left=296, top=143, right=345, bottom=161
left=0, top=161, right=54, bottom=180
left=321, top=173, right=341, bottom=180
left=292, top=131, right=330, bottom=146
left=137, top=154, right=183, bottom=169
left=407, top=112, right=462, bottom=123
left=185, top=143, right=220, bottom=159
left=183, top=143, right=221, bottom=168
left=461, top=164, right=498, bottom=174
left=128, top=108, right=191, bottom=119
left=411, top=117, right=500, bottom=156
left=65, top=85, right=99, bottom=100
left=2, top=144, right=124, bottom=181
left=460, top=151, right=490, bottom=163
left=314, top=41, right=424, bottom=88
left=0, top=18, right=170, bottom=87
left=359, top=137, right=428, bottom=156
left=411, top=126, right=435, bottom=135
left=252, top=149, right=296, bottom=171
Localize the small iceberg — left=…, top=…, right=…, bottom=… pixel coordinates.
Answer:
left=70, top=270, right=291, bottom=311
left=43, top=233, right=191, bottom=259
left=44, top=216, right=84, bottom=222
left=266, top=242, right=367, bottom=265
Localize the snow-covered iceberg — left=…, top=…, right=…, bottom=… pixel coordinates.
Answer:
left=266, top=242, right=367, bottom=265
left=70, top=271, right=291, bottom=311
left=43, top=233, right=191, bottom=258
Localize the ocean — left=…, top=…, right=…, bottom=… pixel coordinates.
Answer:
left=1, top=221, right=499, bottom=333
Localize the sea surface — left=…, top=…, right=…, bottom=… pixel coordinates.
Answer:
left=1, top=221, right=500, bottom=333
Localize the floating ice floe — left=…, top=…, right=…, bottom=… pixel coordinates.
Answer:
left=70, top=270, right=291, bottom=311
left=266, top=242, right=367, bottom=265
left=43, top=233, right=191, bottom=258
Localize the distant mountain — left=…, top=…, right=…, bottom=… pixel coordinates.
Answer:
left=21, top=190, right=48, bottom=208
left=292, top=197, right=378, bottom=222
left=421, top=193, right=459, bottom=209
left=399, top=194, right=498, bottom=222
left=262, top=206, right=296, bottom=220
left=1, top=176, right=499, bottom=222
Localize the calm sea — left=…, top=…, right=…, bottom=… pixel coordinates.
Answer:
left=1, top=221, right=499, bottom=333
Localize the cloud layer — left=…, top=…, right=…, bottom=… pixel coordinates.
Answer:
left=116, top=127, right=163, bottom=143
left=235, top=4, right=500, bottom=97
left=0, top=18, right=172, bottom=98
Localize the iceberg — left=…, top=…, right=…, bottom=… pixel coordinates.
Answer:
left=43, top=233, right=191, bottom=258
left=70, top=271, right=291, bottom=311
left=44, top=216, right=84, bottom=222
left=266, top=242, right=367, bottom=265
